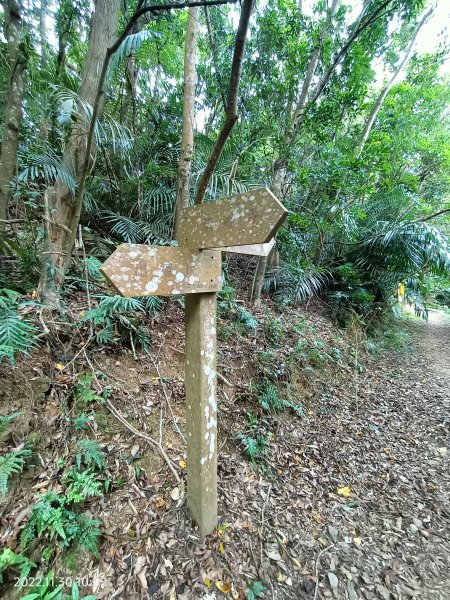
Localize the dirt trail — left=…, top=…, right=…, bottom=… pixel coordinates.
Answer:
left=95, top=313, right=450, bottom=600
left=419, top=310, right=450, bottom=380
left=191, top=313, right=450, bottom=600
left=304, top=313, right=450, bottom=600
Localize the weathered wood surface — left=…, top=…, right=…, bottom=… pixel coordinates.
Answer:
left=100, top=244, right=222, bottom=297
left=217, top=238, right=276, bottom=256
left=185, top=293, right=218, bottom=535
left=179, top=187, right=288, bottom=249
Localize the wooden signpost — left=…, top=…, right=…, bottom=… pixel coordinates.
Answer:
left=101, top=188, right=287, bottom=535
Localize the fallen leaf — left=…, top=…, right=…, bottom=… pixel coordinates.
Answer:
left=265, top=543, right=283, bottom=561
left=337, top=486, right=352, bottom=498
left=215, top=580, right=231, bottom=594
left=154, top=495, right=166, bottom=508
left=311, top=510, right=322, bottom=523
left=204, top=578, right=212, bottom=587
left=219, top=542, right=225, bottom=555
left=170, top=487, right=180, bottom=501
left=179, top=459, right=187, bottom=468
left=55, top=362, right=65, bottom=371
left=328, top=572, right=338, bottom=590
left=353, top=537, right=362, bottom=546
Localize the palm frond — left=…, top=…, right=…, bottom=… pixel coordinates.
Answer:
left=108, top=30, right=159, bottom=74
left=264, top=265, right=329, bottom=304
left=103, top=212, right=143, bottom=243
left=18, top=150, right=77, bottom=193
left=139, top=185, right=176, bottom=217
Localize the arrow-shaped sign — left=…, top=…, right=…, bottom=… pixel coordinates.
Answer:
left=218, top=238, right=276, bottom=256
left=100, top=244, right=222, bottom=297
left=179, top=188, right=287, bottom=250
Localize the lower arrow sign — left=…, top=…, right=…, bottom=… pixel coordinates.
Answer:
left=100, top=244, right=222, bottom=297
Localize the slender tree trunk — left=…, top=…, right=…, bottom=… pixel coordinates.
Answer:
left=249, top=160, right=286, bottom=305
left=250, top=2, right=338, bottom=305
left=0, top=0, right=26, bottom=229
left=204, top=6, right=227, bottom=111
left=287, top=0, right=339, bottom=143
left=38, top=0, right=50, bottom=141
left=38, top=0, right=120, bottom=306
left=174, top=7, right=199, bottom=239
left=356, top=7, right=432, bottom=158
left=39, top=0, right=48, bottom=67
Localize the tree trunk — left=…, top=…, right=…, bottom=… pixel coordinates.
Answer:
left=38, top=0, right=120, bottom=306
left=0, top=0, right=26, bottom=229
left=356, top=7, right=432, bottom=157
left=39, top=0, right=48, bottom=67
left=250, top=159, right=286, bottom=305
left=174, top=6, right=199, bottom=240
left=38, top=0, right=50, bottom=141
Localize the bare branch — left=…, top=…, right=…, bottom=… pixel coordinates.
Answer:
left=195, top=0, right=255, bottom=204
left=418, top=208, right=450, bottom=223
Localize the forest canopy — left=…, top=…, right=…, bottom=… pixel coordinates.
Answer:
left=0, top=0, right=448, bottom=318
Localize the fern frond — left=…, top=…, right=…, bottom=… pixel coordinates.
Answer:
left=75, top=439, right=105, bottom=471
left=0, top=411, right=22, bottom=433
left=0, top=315, right=38, bottom=365
left=0, top=449, right=31, bottom=495
left=65, top=469, right=104, bottom=501
left=104, top=212, right=143, bottom=243
left=75, top=514, right=102, bottom=556
left=139, top=185, right=176, bottom=217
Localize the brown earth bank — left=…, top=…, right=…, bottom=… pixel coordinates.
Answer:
left=0, top=303, right=449, bottom=600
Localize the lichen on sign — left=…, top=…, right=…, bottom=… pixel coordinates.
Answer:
left=100, top=244, right=222, bottom=297
left=179, top=187, right=288, bottom=249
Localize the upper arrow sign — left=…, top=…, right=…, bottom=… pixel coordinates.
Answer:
left=100, top=244, right=222, bottom=297
left=179, top=188, right=288, bottom=249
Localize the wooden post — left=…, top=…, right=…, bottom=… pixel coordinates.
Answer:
left=185, top=292, right=218, bottom=535
left=100, top=189, right=288, bottom=535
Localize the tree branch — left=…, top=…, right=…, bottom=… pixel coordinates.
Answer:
left=308, top=0, right=396, bottom=107
left=195, top=0, right=254, bottom=204
left=356, top=6, right=433, bottom=157
left=65, top=0, right=238, bottom=270
left=418, top=208, right=450, bottom=223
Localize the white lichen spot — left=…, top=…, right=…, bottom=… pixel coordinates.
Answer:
left=209, top=432, right=215, bottom=458
left=145, top=280, right=159, bottom=293
left=175, top=272, right=185, bottom=282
